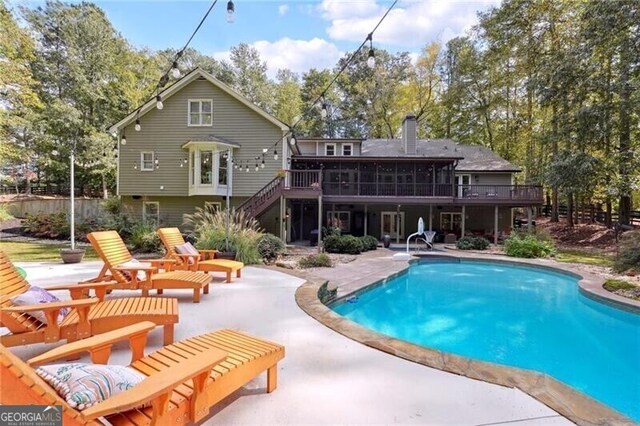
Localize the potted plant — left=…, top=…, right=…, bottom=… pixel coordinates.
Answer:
left=60, top=247, right=85, bottom=264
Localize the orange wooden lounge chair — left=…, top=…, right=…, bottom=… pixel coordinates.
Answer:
left=157, top=227, right=244, bottom=283
left=86, top=231, right=212, bottom=303
left=1, top=321, right=285, bottom=425
left=0, top=250, right=178, bottom=347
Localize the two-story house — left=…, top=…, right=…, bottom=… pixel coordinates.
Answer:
left=110, top=68, right=543, bottom=244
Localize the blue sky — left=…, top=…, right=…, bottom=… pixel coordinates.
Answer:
left=17, top=0, right=501, bottom=77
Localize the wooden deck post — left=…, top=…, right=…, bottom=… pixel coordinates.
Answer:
left=527, top=206, right=533, bottom=232
left=461, top=205, right=466, bottom=237
left=279, top=196, right=286, bottom=241
left=364, top=204, right=368, bottom=236
left=494, top=205, right=499, bottom=245
left=396, top=204, right=401, bottom=244
left=317, top=195, right=322, bottom=254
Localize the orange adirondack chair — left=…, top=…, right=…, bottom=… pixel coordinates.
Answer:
left=157, top=227, right=244, bottom=283
left=1, top=321, right=285, bottom=425
left=0, top=250, right=178, bottom=347
left=87, top=231, right=211, bottom=303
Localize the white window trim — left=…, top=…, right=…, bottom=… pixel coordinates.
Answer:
left=140, top=151, right=155, bottom=172
left=143, top=201, right=160, bottom=225
left=326, top=210, right=351, bottom=232
left=342, top=143, right=353, bottom=156
left=325, top=143, right=336, bottom=156
left=187, top=99, right=213, bottom=127
left=205, top=201, right=222, bottom=212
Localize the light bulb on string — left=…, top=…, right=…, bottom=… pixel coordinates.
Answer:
left=156, top=94, right=164, bottom=110
left=367, top=33, right=375, bottom=69
left=255, top=163, right=259, bottom=172
left=171, top=61, right=181, bottom=79
left=261, top=157, right=265, bottom=169
left=321, top=103, right=327, bottom=119
left=290, top=132, right=296, bottom=145
left=245, top=163, right=249, bottom=173
left=226, top=0, right=235, bottom=23
left=134, top=118, right=141, bottom=132
left=121, top=133, right=127, bottom=145
left=273, top=148, right=278, bottom=161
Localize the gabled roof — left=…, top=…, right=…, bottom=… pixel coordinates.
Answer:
left=360, top=139, right=521, bottom=172
left=108, top=68, right=289, bottom=134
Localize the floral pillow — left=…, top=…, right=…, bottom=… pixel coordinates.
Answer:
left=175, top=242, right=199, bottom=265
left=10, top=286, right=70, bottom=325
left=36, top=363, right=146, bottom=410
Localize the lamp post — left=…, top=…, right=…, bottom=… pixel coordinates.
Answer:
left=225, top=148, right=231, bottom=253
left=58, top=139, right=84, bottom=263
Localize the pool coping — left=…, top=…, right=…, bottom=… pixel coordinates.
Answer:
left=292, top=252, right=637, bottom=426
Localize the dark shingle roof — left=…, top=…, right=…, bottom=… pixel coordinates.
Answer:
left=361, top=139, right=520, bottom=172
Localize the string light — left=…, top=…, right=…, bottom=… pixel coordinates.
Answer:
left=134, top=118, right=141, bottom=132
left=261, top=157, right=265, bottom=169
left=255, top=162, right=259, bottom=172
left=171, top=61, right=181, bottom=79
left=321, top=103, right=327, bottom=119
left=121, top=133, right=127, bottom=145
left=245, top=163, right=249, bottom=172
left=367, top=33, right=375, bottom=69
left=273, top=148, right=278, bottom=161
left=156, top=94, right=164, bottom=110
left=227, top=0, right=235, bottom=23
left=290, top=133, right=297, bottom=145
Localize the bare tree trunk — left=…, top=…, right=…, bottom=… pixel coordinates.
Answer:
left=618, top=40, right=632, bottom=225
left=567, top=193, right=574, bottom=228
left=606, top=200, right=612, bottom=228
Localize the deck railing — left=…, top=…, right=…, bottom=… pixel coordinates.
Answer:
left=285, top=170, right=542, bottom=202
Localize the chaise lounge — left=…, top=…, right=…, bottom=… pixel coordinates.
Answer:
left=157, top=227, right=244, bottom=283
left=87, top=231, right=212, bottom=303
left=1, top=321, right=285, bottom=425
left=0, top=250, right=178, bottom=347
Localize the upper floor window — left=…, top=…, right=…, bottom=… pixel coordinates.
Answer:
left=188, top=99, right=213, bottom=126
left=140, top=151, right=155, bottom=171
left=342, top=143, right=353, bottom=156
left=325, top=144, right=336, bottom=156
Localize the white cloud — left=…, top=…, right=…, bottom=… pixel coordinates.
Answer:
left=212, top=38, right=342, bottom=79
left=324, top=0, right=501, bottom=47
left=253, top=38, right=342, bottom=78
left=278, top=4, right=289, bottom=16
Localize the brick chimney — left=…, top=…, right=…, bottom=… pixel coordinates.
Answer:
left=402, top=114, right=417, bottom=155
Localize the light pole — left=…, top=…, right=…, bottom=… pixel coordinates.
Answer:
left=225, top=148, right=231, bottom=253
left=70, top=146, right=75, bottom=250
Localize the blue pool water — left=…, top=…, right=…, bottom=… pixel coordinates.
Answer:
left=332, top=259, right=640, bottom=421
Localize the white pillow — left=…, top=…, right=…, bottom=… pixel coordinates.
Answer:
left=117, top=259, right=147, bottom=281
left=175, top=242, right=200, bottom=265
left=37, top=363, right=146, bottom=410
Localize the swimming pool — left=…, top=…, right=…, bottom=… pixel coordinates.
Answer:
left=332, top=259, right=640, bottom=421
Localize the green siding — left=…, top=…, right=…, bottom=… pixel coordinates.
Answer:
left=118, top=78, right=286, bottom=197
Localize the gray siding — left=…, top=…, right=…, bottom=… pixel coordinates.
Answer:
left=296, top=141, right=361, bottom=156
left=119, top=79, right=285, bottom=197
left=122, top=195, right=279, bottom=235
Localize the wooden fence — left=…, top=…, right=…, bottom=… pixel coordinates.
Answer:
left=541, top=205, right=640, bottom=227
left=1, top=198, right=104, bottom=222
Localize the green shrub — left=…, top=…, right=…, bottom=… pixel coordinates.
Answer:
left=324, top=235, right=364, bottom=254
left=298, top=253, right=332, bottom=268
left=258, top=233, right=286, bottom=263
left=129, top=223, right=162, bottom=253
left=456, top=236, right=490, bottom=250
left=0, top=204, right=14, bottom=223
left=613, top=231, right=640, bottom=273
left=504, top=234, right=556, bottom=258
left=23, top=212, right=70, bottom=239
left=359, top=235, right=378, bottom=251
left=101, top=196, right=122, bottom=215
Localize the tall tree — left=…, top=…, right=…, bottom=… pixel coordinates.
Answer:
left=229, top=43, right=274, bottom=112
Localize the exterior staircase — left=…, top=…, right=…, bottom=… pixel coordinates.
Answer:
left=237, top=176, right=285, bottom=218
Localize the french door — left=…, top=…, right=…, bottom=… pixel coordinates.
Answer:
left=381, top=211, right=405, bottom=239
left=455, top=174, right=471, bottom=197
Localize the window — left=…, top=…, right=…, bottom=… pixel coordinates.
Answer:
left=200, top=151, right=213, bottom=185
left=204, top=201, right=221, bottom=212
left=140, top=152, right=154, bottom=171
left=143, top=202, right=159, bottom=227
left=325, top=144, right=336, bottom=156
left=342, top=143, right=353, bottom=156
left=190, top=151, right=196, bottom=185
left=218, top=151, right=228, bottom=186
left=326, top=211, right=351, bottom=232
left=188, top=99, right=213, bottom=126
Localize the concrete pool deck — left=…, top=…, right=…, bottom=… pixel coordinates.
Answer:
left=6, top=257, right=573, bottom=425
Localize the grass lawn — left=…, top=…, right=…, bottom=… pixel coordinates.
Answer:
left=0, top=241, right=99, bottom=262
left=603, top=279, right=636, bottom=291
left=554, top=248, right=613, bottom=267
